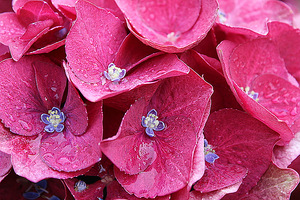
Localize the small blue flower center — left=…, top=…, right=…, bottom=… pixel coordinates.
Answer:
left=104, top=63, right=126, bottom=82
left=74, top=180, right=87, bottom=192
left=204, top=139, right=219, bottom=164
left=141, top=109, right=165, bottom=137
left=241, top=86, right=259, bottom=102
left=41, top=107, right=65, bottom=133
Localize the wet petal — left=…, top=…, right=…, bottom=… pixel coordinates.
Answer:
left=40, top=102, right=103, bottom=172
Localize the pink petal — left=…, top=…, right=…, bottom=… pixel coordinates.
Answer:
left=267, top=22, right=300, bottom=83
left=114, top=33, right=160, bottom=72
left=0, top=151, right=11, bottom=182
left=196, top=109, right=279, bottom=198
left=0, top=56, right=58, bottom=136
left=190, top=181, right=243, bottom=200
left=21, top=19, right=53, bottom=40
left=228, top=38, right=290, bottom=86
left=217, top=0, right=293, bottom=34
left=33, top=57, right=66, bottom=110
left=17, top=1, right=62, bottom=26
left=251, top=74, right=300, bottom=126
left=62, top=82, right=88, bottom=136
left=106, top=180, right=170, bottom=200
left=4, top=132, right=89, bottom=182
left=65, top=0, right=127, bottom=84
left=65, top=54, right=189, bottom=102
left=241, top=163, right=299, bottom=200
left=218, top=40, right=294, bottom=144
left=40, top=101, right=102, bottom=172
left=116, top=0, right=218, bottom=52
left=114, top=115, right=197, bottom=198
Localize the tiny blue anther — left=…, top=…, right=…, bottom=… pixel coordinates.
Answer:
left=142, top=109, right=165, bottom=137
left=41, top=107, right=65, bottom=133
left=205, top=153, right=219, bottom=163
left=74, top=180, right=87, bottom=192
left=204, top=139, right=208, bottom=147
left=48, top=195, right=61, bottom=200
left=23, top=192, right=40, bottom=200
left=35, top=179, right=47, bottom=194
left=204, top=138, right=219, bottom=164
left=104, top=63, right=126, bottom=82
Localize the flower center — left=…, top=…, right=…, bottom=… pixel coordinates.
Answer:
left=74, top=180, right=87, bottom=192
left=142, top=109, right=165, bottom=137
left=103, top=63, right=126, bottom=82
left=41, top=107, right=65, bottom=133
left=218, top=10, right=227, bottom=23
left=204, top=139, right=219, bottom=164
left=241, top=86, right=259, bottom=102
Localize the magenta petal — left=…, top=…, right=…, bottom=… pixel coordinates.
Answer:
left=218, top=40, right=294, bottom=144
left=66, top=53, right=189, bottom=101
left=228, top=38, right=290, bottom=87
left=101, top=99, right=155, bottom=175
left=40, top=101, right=102, bottom=172
left=0, top=56, right=56, bottom=136
left=148, top=69, right=213, bottom=134
left=196, top=109, right=279, bottom=199
left=21, top=19, right=53, bottom=40
left=114, top=114, right=197, bottom=198
left=0, top=128, right=90, bottom=182
left=62, top=82, right=88, bottom=136
left=17, top=1, right=62, bottom=26
left=114, top=33, right=160, bottom=71
left=0, top=151, right=11, bottom=182
left=267, top=22, right=300, bottom=82
left=116, top=0, right=218, bottom=52
left=65, top=0, right=127, bottom=84
left=251, top=74, right=300, bottom=126
left=217, top=0, right=293, bottom=34
left=194, top=162, right=247, bottom=193
left=33, top=58, right=66, bottom=110
left=242, top=163, right=299, bottom=200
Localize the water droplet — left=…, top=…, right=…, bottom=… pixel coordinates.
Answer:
left=291, top=107, right=298, bottom=116
left=19, top=120, right=32, bottom=131
left=51, top=87, right=57, bottom=92
left=108, top=47, right=113, bottom=55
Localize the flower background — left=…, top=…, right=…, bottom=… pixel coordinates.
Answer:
left=0, top=0, right=300, bottom=199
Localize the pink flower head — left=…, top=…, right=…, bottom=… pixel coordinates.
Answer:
left=115, top=0, right=218, bottom=53
left=0, top=55, right=102, bottom=181
left=218, top=38, right=297, bottom=144
left=0, top=0, right=70, bottom=61
left=101, top=70, right=213, bottom=198
left=65, top=0, right=189, bottom=102
left=194, top=109, right=279, bottom=199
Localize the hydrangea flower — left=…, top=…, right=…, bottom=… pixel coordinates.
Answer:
left=193, top=109, right=279, bottom=199
left=65, top=0, right=190, bottom=102
left=0, top=55, right=102, bottom=181
left=0, top=0, right=70, bottom=61
left=218, top=36, right=297, bottom=144
left=101, top=70, right=213, bottom=198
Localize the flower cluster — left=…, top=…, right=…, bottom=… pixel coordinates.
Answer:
left=0, top=0, right=299, bottom=199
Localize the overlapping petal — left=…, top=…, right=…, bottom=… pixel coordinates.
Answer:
left=115, top=0, right=218, bottom=53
